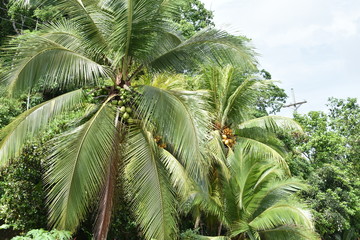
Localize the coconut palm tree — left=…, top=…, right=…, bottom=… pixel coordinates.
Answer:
left=181, top=65, right=307, bottom=234
left=0, top=0, right=256, bottom=239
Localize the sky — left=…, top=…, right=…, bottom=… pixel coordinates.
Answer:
left=201, top=0, right=360, bottom=116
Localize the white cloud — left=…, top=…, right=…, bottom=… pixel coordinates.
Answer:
left=200, top=0, right=360, bottom=113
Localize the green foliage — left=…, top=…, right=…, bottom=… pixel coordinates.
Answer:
left=0, top=4, right=255, bottom=234
left=0, top=0, right=61, bottom=45
left=285, top=98, right=360, bottom=239
left=6, top=2, right=37, bottom=34
left=0, top=1, right=16, bottom=45
left=180, top=229, right=203, bottom=240
left=107, top=194, right=142, bottom=240
left=304, top=165, right=360, bottom=238
left=0, top=96, right=22, bottom=129
left=0, top=105, right=86, bottom=236
left=176, top=0, right=215, bottom=38
left=0, top=85, right=45, bottom=130
left=0, top=144, right=47, bottom=231
left=0, top=1, right=296, bottom=240
left=32, top=5, right=62, bottom=23
left=11, top=229, right=71, bottom=240
left=254, top=78, right=288, bottom=117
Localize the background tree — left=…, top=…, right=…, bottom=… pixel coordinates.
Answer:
left=175, top=0, right=214, bottom=38
left=283, top=98, right=360, bottom=239
left=253, top=70, right=288, bottom=117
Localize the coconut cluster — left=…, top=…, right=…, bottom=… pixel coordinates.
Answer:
left=112, top=87, right=139, bottom=123
left=221, top=127, right=236, bottom=148
left=154, top=136, right=167, bottom=149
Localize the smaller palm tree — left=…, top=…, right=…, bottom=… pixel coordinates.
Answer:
left=193, top=144, right=319, bottom=240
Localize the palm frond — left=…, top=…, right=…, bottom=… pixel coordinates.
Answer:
left=159, top=148, right=194, bottom=198
left=136, top=73, right=187, bottom=90
left=247, top=179, right=307, bottom=218
left=221, top=77, right=264, bottom=126
left=190, top=190, right=224, bottom=223
left=229, top=220, right=250, bottom=238
left=104, top=0, right=185, bottom=68
left=258, top=225, right=319, bottom=240
left=44, top=100, right=118, bottom=231
left=196, top=65, right=265, bottom=125
left=147, top=28, right=257, bottom=72
left=40, top=18, right=111, bottom=64
left=222, top=145, right=316, bottom=239
left=39, top=0, right=109, bottom=48
left=137, top=85, right=211, bottom=179
left=238, top=116, right=303, bottom=133
left=235, top=126, right=286, bottom=158
left=124, top=124, right=177, bottom=240
left=0, top=89, right=84, bottom=166
left=249, top=202, right=314, bottom=232
left=234, top=137, right=289, bottom=172
left=226, top=146, right=276, bottom=211
left=198, top=65, right=236, bottom=123
left=2, top=34, right=110, bottom=95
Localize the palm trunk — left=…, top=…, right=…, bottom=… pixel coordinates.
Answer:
left=217, top=222, right=222, bottom=236
left=194, top=215, right=201, bottom=229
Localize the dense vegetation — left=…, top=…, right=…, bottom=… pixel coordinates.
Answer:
left=0, top=1, right=358, bottom=240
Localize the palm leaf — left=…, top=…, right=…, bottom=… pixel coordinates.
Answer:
left=221, top=77, right=264, bottom=126
left=40, top=19, right=111, bottom=64
left=190, top=189, right=225, bottom=223
left=197, top=65, right=265, bottom=125
left=0, top=89, right=84, bottom=166
left=247, top=179, right=307, bottom=218
left=159, top=148, right=194, bottom=198
left=222, top=147, right=316, bottom=240
left=18, top=0, right=109, bottom=48
left=124, top=124, right=177, bottom=240
left=238, top=116, right=303, bottom=133
left=2, top=34, right=110, bottom=94
left=137, top=85, right=211, bottom=179
left=136, top=72, right=187, bottom=90
left=234, top=137, right=289, bottom=173
left=103, top=0, right=184, bottom=68
left=259, top=225, right=319, bottom=240
left=235, top=126, right=286, bottom=157
left=147, top=28, right=256, bottom=72
left=44, top=100, right=118, bottom=231
left=249, top=202, right=314, bottom=233
left=207, top=130, right=230, bottom=180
